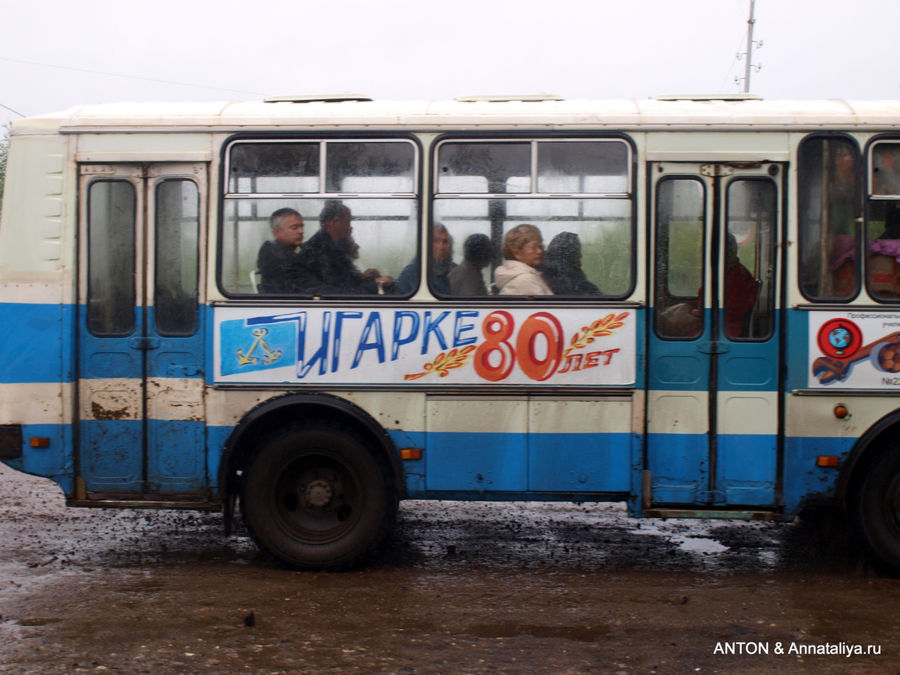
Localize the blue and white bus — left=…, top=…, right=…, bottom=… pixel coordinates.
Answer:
left=2, top=94, right=900, bottom=570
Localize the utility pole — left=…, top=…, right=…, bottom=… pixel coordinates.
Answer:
left=744, top=0, right=756, bottom=93
left=737, top=0, right=763, bottom=93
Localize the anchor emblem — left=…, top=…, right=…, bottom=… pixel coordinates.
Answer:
left=236, top=327, right=283, bottom=366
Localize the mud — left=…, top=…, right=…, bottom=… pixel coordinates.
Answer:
left=0, top=462, right=897, bottom=674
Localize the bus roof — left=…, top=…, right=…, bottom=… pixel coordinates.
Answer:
left=12, top=97, right=900, bottom=134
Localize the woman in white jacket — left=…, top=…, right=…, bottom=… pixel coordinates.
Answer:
left=494, top=224, right=554, bottom=296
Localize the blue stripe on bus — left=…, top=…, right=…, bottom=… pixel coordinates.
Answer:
left=646, top=308, right=781, bottom=393
left=784, top=309, right=810, bottom=392
left=80, top=419, right=208, bottom=493
left=782, top=435, right=855, bottom=513
left=79, top=419, right=143, bottom=492
left=146, top=419, right=206, bottom=492
left=715, top=434, right=777, bottom=506
left=12, top=419, right=852, bottom=517
left=648, top=432, right=778, bottom=506
left=0, top=303, right=76, bottom=383
left=647, top=432, right=707, bottom=503
left=422, top=431, right=633, bottom=493
left=12, top=423, right=74, bottom=495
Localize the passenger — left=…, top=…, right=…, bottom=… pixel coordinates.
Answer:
left=868, top=203, right=900, bottom=296
left=291, top=201, right=394, bottom=295
left=538, top=232, right=600, bottom=296
left=449, top=233, right=492, bottom=295
left=395, top=224, right=456, bottom=295
left=256, top=208, right=304, bottom=294
left=723, top=233, right=759, bottom=338
left=874, top=145, right=900, bottom=196
left=494, top=224, right=553, bottom=296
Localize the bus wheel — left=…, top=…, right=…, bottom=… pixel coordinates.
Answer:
left=853, top=444, right=900, bottom=574
left=241, top=422, right=396, bottom=570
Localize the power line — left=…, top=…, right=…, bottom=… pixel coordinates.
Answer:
left=0, top=102, right=25, bottom=118
left=0, top=55, right=264, bottom=96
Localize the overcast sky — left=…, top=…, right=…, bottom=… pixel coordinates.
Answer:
left=1, top=0, right=898, bottom=128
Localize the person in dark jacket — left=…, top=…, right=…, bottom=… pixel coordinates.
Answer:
left=395, top=223, right=456, bottom=295
left=538, top=232, right=600, bottom=296
left=449, top=233, right=492, bottom=295
left=291, top=201, right=394, bottom=295
left=256, top=208, right=304, bottom=294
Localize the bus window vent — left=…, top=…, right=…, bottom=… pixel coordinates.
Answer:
left=264, top=94, right=373, bottom=103
left=455, top=94, right=564, bottom=103
left=655, top=93, right=762, bottom=102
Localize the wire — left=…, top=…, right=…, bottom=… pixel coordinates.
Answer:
left=0, top=55, right=265, bottom=96
left=0, top=102, right=25, bottom=118
left=719, top=31, right=750, bottom=93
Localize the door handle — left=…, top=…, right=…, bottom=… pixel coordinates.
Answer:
left=128, top=337, right=161, bottom=350
left=698, top=341, right=729, bottom=354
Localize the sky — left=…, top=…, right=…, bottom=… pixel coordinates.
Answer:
left=1, top=0, right=898, bottom=129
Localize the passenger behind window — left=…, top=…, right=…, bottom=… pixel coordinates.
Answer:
left=538, top=232, right=600, bottom=296
left=449, top=233, right=492, bottom=296
left=869, top=203, right=900, bottom=297
left=256, top=208, right=305, bottom=294
left=874, top=146, right=900, bottom=195
left=723, top=233, right=759, bottom=338
left=495, top=224, right=553, bottom=296
left=291, top=201, right=394, bottom=295
left=395, top=224, right=455, bottom=295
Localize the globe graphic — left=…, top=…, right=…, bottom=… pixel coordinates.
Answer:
left=829, top=326, right=851, bottom=350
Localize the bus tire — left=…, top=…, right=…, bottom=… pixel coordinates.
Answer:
left=241, top=422, right=396, bottom=570
left=852, top=443, right=900, bottom=574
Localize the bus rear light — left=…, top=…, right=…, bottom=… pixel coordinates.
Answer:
left=29, top=437, right=51, bottom=448
left=400, top=448, right=422, bottom=460
left=816, top=456, right=840, bottom=468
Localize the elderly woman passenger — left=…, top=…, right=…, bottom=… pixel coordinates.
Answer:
left=494, top=224, right=553, bottom=295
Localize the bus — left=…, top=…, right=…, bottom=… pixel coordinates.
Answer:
left=1, top=94, right=899, bottom=571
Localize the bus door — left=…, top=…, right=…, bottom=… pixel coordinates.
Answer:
left=77, top=163, right=207, bottom=497
left=647, top=162, right=781, bottom=507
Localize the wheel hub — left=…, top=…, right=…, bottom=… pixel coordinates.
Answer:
left=305, top=479, right=334, bottom=508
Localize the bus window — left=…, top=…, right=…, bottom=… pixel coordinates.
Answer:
left=155, top=179, right=200, bottom=336
left=327, top=141, right=415, bottom=193
left=724, top=179, right=776, bottom=340
left=437, top=142, right=530, bottom=193
left=654, top=178, right=704, bottom=339
left=227, top=142, right=319, bottom=194
left=88, top=180, right=136, bottom=336
left=221, top=139, right=418, bottom=296
left=798, top=136, right=861, bottom=301
left=867, top=141, right=900, bottom=300
left=434, top=138, right=633, bottom=298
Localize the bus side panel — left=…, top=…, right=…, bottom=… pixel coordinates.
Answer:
left=782, top=436, right=851, bottom=514
left=781, top=309, right=897, bottom=514
left=424, top=396, right=634, bottom=494
left=0, top=133, right=76, bottom=494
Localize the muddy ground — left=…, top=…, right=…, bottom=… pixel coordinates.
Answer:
left=0, top=462, right=897, bottom=674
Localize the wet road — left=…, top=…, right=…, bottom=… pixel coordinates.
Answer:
left=1, top=463, right=897, bottom=674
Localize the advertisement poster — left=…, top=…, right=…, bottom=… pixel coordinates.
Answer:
left=809, top=311, right=900, bottom=388
left=215, top=306, right=636, bottom=386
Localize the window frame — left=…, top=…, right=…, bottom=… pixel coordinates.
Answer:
left=723, top=175, right=777, bottom=341
left=154, top=178, right=200, bottom=336
left=429, top=132, right=637, bottom=300
left=217, top=133, right=423, bottom=299
left=864, top=134, right=900, bottom=302
left=796, top=133, right=863, bottom=303
left=87, top=178, right=138, bottom=337
left=653, top=175, right=707, bottom=341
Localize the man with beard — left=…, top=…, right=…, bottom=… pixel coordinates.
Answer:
left=291, top=201, right=394, bottom=295
left=395, top=223, right=456, bottom=295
